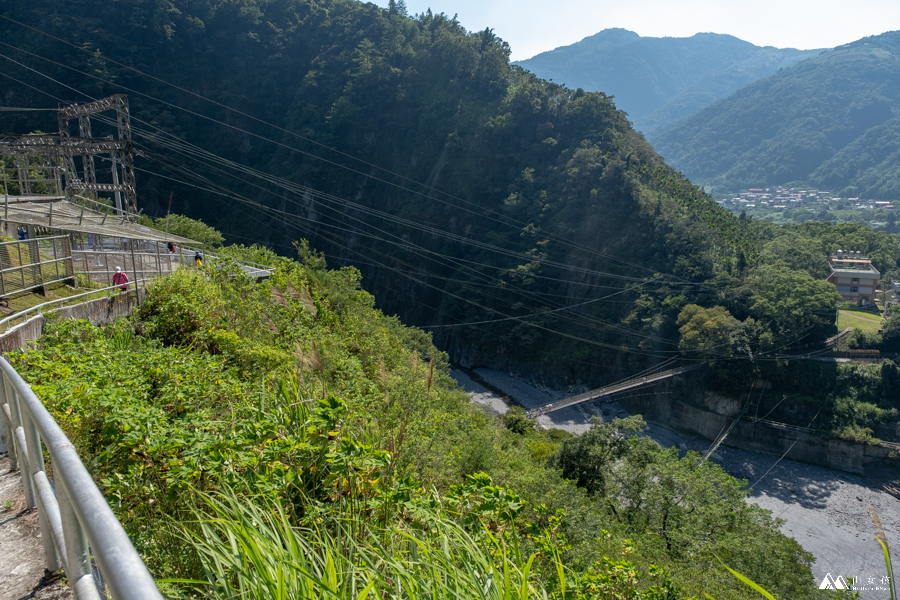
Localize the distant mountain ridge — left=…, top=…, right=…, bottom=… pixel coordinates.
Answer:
left=652, top=31, right=900, bottom=198
left=515, top=28, right=821, bottom=135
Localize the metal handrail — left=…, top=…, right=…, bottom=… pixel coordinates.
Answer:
left=0, top=245, right=271, bottom=334
left=180, top=244, right=274, bottom=273
left=0, top=280, right=148, bottom=333
left=0, top=234, right=71, bottom=249
left=0, top=356, right=163, bottom=599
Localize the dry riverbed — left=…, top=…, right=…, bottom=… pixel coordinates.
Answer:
left=452, top=367, right=900, bottom=599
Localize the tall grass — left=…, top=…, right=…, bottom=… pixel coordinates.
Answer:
left=164, top=492, right=553, bottom=600
left=870, top=506, right=895, bottom=600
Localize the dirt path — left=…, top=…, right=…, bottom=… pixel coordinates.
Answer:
left=455, top=368, right=900, bottom=599
left=0, top=455, right=72, bottom=600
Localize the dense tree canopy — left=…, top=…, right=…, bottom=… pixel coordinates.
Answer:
left=676, top=304, right=744, bottom=358
left=2, top=0, right=759, bottom=383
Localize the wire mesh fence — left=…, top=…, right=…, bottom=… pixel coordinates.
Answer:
left=0, top=230, right=272, bottom=300
left=0, top=235, right=75, bottom=297
left=71, top=235, right=194, bottom=287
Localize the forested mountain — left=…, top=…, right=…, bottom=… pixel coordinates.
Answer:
left=1, top=0, right=762, bottom=384
left=11, top=253, right=830, bottom=600
left=653, top=31, right=900, bottom=197
left=4, top=4, right=900, bottom=595
left=515, top=29, right=820, bottom=135
left=4, top=0, right=895, bottom=389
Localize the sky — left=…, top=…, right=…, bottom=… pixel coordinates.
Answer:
left=372, top=0, right=900, bottom=61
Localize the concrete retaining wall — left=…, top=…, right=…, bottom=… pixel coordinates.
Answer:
left=622, top=390, right=898, bottom=477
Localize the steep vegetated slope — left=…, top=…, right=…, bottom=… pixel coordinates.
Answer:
left=654, top=31, right=900, bottom=197
left=10, top=247, right=826, bottom=599
left=1, top=0, right=756, bottom=384
left=515, top=29, right=820, bottom=135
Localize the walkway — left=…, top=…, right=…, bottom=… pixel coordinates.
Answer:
left=0, top=454, right=72, bottom=600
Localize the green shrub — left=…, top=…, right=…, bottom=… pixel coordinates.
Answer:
left=138, top=269, right=225, bottom=346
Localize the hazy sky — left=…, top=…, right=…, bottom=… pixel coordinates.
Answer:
left=372, top=0, right=900, bottom=60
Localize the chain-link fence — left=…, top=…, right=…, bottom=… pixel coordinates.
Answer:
left=0, top=235, right=75, bottom=297
left=0, top=232, right=272, bottom=298
left=71, top=235, right=195, bottom=287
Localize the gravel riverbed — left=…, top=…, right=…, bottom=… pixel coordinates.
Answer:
left=452, top=368, right=900, bottom=599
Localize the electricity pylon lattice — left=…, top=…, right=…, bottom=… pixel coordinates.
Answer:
left=57, top=94, right=137, bottom=214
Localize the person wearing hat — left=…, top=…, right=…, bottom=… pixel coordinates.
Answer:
left=112, top=266, right=129, bottom=291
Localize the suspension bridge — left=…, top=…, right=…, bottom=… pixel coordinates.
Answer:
left=526, top=363, right=704, bottom=418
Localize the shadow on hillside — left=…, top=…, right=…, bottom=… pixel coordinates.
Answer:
left=720, top=449, right=851, bottom=510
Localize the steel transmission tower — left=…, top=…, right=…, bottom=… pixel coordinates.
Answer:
left=57, top=94, right=137, bottom=214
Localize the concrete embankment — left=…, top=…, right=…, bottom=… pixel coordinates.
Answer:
left=622, top=389, right=900, bottom=478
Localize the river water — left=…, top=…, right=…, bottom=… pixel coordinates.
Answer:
left=452, top=367, right=900, bottom=599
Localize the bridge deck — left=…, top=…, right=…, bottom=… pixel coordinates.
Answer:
left=527, top=364, right=701, bottom=418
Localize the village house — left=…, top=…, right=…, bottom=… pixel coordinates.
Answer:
left=827, top=250, right=880, bottom=307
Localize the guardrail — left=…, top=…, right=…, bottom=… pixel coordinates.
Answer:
left=72, top=238, right=185, bottom=287
left=0, top=355, right=163, bottom=599
left=180, top=244, right=273, bottom=279
left=73, top=241, right=273, bottom=283
left=0, top=280, right=146, bottom=333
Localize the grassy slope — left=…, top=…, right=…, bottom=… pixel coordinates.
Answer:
left=837, top=309, right=883, bottom=333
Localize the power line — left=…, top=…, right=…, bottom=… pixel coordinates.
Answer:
left=0, top=106, right=58, bottom=111
left=0, top=21, right=735, bottom=285
left=0, top=31, right=834, bottom=365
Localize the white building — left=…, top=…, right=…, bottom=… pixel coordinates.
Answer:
left=827, top=250, right=880, bottom=307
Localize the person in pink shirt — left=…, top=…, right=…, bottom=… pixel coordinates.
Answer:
left=112, top=266, right=129, bottom=291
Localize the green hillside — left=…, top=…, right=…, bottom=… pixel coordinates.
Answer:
left=1, top=0, right=756, bottom=384
left=9, top=247, right=828, bottom=599
left=3, top=3, right=900, bottom=595
left=5, top=0, right=898, bottom=385
left=515, top=29, right=820, bottom=135
left=652, top=31, right=900, bottom=197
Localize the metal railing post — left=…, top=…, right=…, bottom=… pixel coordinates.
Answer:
left=52, top=236, right=60, bottom=282
left=17, top=241, right=26, bottom=291
left=4, top=374, right=34, bottom=507
left=22, top=409, right=62, bottom=571
left=129, top=241, right=136, bottom=284
left=0, top=243, right=6, bottom=297
left=65, top=236, right=75, bottom=284
left=2, top=405, right=14, bottom=469
left=57, top=476, right=102, bottom=600
left=0, top=376, right=16, bottom=470
left=32, top=468, right=66, bottom=573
